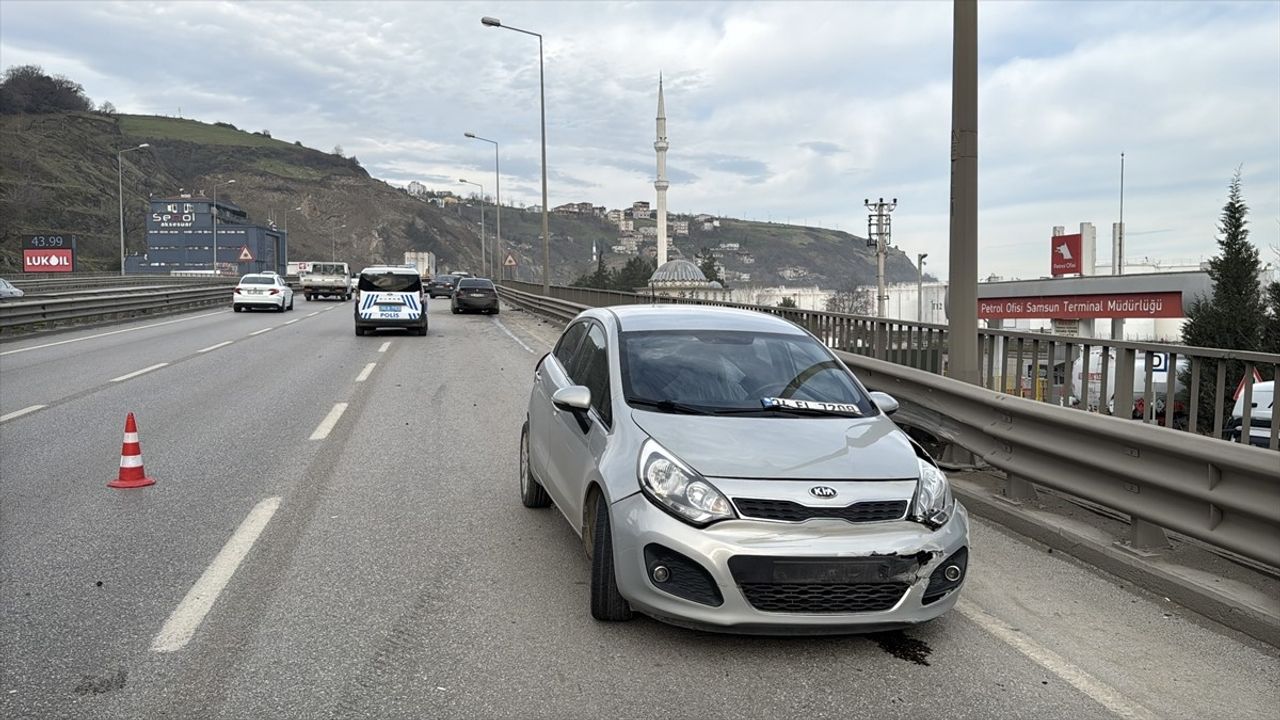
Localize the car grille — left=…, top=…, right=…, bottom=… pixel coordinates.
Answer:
left=732, top=498, right=908, bottom=523
left=737, top=582, right=908, bottom=613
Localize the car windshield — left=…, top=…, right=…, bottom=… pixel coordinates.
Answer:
left=619, top=329, right=873, bottom=416
left=240, top=276, right=274, bottom=285
left=308, top=263, right=346, bottom=275
left=359, top=272, right=422, bottom=292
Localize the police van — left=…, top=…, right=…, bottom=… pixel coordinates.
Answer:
left=354, top=265, right=427, bottom=336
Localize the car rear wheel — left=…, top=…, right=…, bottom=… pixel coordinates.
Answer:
left=288, top=297, right=294, bottom=310
left=589, top=491, right=633, bottom=622
left=354, top=326, right=365, bottom=336
left=519, top=421, right=551, bottom=509
left=305, top=293, right=312, bottom=301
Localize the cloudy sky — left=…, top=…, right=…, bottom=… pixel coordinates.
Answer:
left=2, top=0, right=1277, bottom=279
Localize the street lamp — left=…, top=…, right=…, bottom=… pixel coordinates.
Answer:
left=459, top=179, right=486, bottom=275
left=329, top=223, right=347, bottom=262
left=211, top=179, right=236, bottom=275
left=917, top=252, right=928, bottom=322
left=280, top=205, right=303, bottom=271
left=482, top=16, right=550, bottom=294
left=465, top=132, right=502, bottom=280
left=117, top=143, right=149, bottom=275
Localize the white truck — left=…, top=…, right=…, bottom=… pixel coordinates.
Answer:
left=301, top=261, right=351, bottom=301
left=403, top=250, right=436, bottom=279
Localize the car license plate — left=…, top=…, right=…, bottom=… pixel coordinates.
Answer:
left=770, top=560, right=890, bottom=584
left=378, top=305, right=401, bottom=312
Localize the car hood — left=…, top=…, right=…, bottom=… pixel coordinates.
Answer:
left=630, top=410, right=921, bottom=480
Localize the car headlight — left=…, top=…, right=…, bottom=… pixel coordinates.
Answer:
left=638, top=439, right=735, bottom=526
left=913, top=457, right=954, bottom=529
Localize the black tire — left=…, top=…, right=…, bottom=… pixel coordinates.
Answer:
left=452, top=307, right=461, bottom=314
left=519, top=421, right=551, bottom=509
left=589, top=492, right=633, bottom=622
left=305, top=293, right=312, bottom=301
left=288, top=297, right=295, bottom=310
left=276, top=300, right=286, bottom=312
left=233, top=305, right=242, bottom=313
left=355, top=326, right=365, bottom=336
left=492, top=307, right=500, bottom=315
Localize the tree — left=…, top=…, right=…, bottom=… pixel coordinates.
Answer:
left=698, top=255, right=724, bottom=285
left=825, top=284, right=873, bottom=315
left=1264, top=280, right=1280, bottom=354
left=614, top=256, right=656, bottom=291
left=777, top=296, right=797, bottom=308
left=97, top=101, right=116, bottom=115
left=332, top=144, right=345, bottom=157
left=0, top=65, right=93, bottom=114
left=1180, top=169, right=1269, bottom=432
left=571, top=243, right=612, bottom=289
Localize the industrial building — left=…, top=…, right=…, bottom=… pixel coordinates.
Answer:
left=126, top=193, right=287, bottom=276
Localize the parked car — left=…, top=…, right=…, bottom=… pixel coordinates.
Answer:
left=1224, top=380, right=1275, bottom=448
left=451, top=278, right=499, bottom=314
left=427, top=275, right=458, bottom=298
left=233, top=273, right=294, bottom=312
left=0, top=278, right=23, bottom=299
left=354, top=265, right=427, bottom=336
left=519, top=305, right=968, bottom=632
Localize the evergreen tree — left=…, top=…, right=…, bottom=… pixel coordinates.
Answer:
left=571, top=244, right=613, bottom=289
left=778, top=296, right=797, bottom=308
left=1264, top=280, right=1280, bottom=354
left=613, top=256, right=656, bottom=291
left=699, top=255, right=723, bottom=285
left=1180, top=169, right=1269, bottom=431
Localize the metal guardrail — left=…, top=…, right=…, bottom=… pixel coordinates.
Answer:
left=503, top=279, right=1280, bottom=450
left=498, top=282, right=1280, bottom=568
left=0, top=285, right=232, bottom=334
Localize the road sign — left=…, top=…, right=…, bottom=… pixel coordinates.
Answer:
left=22, top=235, right=77, bottom=273
left=237, top=245, right=254, bottom=262
left=503, top=252, right=517, bottom=267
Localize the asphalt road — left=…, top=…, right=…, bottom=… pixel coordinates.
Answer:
left=1, top=297, right=1277, bottom=719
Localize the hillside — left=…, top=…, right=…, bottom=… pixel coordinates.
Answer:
left=0, top=111, right=919, bottom=287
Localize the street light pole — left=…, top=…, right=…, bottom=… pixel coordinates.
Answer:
left=465, top=132, right=501, bottom=280
left=948, top=0, right=980, bottom=385
left=117, top=143, right=149, bottom=275
left=211, top=179, right=235, bottom=275
left=482, top=16, right=550, bottom=294
left=917, top=252, right=929, bottom=322
left=460, top=179, right=486, bottom=275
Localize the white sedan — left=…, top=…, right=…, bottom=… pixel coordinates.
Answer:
left=233, top=273, right=294, bottom=312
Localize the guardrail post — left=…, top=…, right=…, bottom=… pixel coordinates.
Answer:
left=1122, top=518, right=1170, bottom=555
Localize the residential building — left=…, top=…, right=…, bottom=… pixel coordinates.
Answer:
left=671, top=220, right=689, bottom=236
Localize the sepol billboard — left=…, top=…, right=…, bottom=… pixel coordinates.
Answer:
left=22, top=235, right=77, bottom=273
left=979, top=291, right=1184, bottom=319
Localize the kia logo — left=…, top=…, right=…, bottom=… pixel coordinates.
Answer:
left=809, top=486, right=837, bottom=499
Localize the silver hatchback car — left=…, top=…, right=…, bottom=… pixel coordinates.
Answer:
left=520, top=305, right=969, bottom=634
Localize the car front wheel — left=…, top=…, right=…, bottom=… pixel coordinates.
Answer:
left=588, top=491, right=633, bottom=622
left=519, top=421, right=551, bottom=508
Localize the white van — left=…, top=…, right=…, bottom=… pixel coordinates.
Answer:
left=354, top=265, right=427, bottom=336
left=1225, top=380, right=1275, bottom=448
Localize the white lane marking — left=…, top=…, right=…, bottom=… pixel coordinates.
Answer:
left=378, top=341, right=391, bottom=353
left=355, top=362, right=376, bottom=383
left=109, top=363, right=169, bottom=383
left=249, top=327, right=273, bottom=336
left=198, top=341, right=233, bottom=353
left=492, top=318, right=534, bottom=354
left=0, top=310, right=227, bottom=357
left=309, top=402, right=348, bottom=441
left=0, top=404, right=46, bottom=423
left=957, top=601, right=1158, bottom=720
left=283, top=318, right=300, bottom=325
left=150, top=496, right=282, bottom=653
left=307, top=311, right=320, bottom=318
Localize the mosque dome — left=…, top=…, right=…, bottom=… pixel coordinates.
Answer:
left=650, top=259, right=708, bottom=285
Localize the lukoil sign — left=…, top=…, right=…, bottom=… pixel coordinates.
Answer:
left=23, top=249, right=75, bottom=272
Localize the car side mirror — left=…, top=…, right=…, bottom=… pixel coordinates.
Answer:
left=869, top=391, right=899, bottom=416
left=552, top=385, right=592, bottom=413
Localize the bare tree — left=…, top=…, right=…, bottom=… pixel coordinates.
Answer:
left=825, top=283, right=874, bottom=315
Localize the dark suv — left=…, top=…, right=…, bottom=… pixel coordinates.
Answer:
left=427, top=275, right=458, bottom=298
left=451, top=278, right=499, bottom=314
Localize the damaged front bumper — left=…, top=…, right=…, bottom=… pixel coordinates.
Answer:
left=610, top=492, right=969, bottom=635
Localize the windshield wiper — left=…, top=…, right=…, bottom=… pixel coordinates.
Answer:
left=705, top=406, right=862, bottom=418
left=628, top=398, right=712, bottom=415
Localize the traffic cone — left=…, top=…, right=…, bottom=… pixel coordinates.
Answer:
left=108, top=412, right=155, bottom=489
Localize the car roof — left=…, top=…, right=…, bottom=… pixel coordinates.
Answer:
left=360, top=266, right=420, bottom=275
left=597, top=304, right=808, bottom=335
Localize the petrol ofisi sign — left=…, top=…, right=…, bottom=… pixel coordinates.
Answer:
left=1050, top=233, right=1083, bottom=276
left=979, top=291, right=1184, bottom=319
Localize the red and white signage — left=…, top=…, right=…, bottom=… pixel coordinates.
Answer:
left=979, top=292, right=1184, bottom=319
left=23, top=248, right=75, bottom=273
left=1050, top=233, right=1083, bottom=276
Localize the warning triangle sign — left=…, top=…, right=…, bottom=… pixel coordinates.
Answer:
left=237, top=245, right=254, bottom=262
left=503, top=252, right=518, bottom=267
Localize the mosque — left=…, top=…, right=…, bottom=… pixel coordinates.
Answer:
left=645, top=77, right=730, bottom=300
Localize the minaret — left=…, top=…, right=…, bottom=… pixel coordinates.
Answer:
left=654, top=75, right=670, bottom=267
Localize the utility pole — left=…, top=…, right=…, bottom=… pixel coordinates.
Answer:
left=864, top=197, right=898, bottom=319
left=917, top=252, right=929, bottom=322
left=1112, top=152, right=1126, bottom=340
left=948, top=0, right=980, bottom=385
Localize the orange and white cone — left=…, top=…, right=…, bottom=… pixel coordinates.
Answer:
left=108, top=412, right=155, bottom=489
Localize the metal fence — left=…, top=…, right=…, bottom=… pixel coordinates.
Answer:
left=502, top=280, right=1279, bottom=450
left=0, top=284, right=233, bottom=334
left=496, top=282, right=1280, bottom=568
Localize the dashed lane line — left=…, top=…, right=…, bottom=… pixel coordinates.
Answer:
left=0, top=404, right=46, bottom=423
left=0, top=310, right=228, bottom=357
left=956, top=600, right=1158, bottom=720
left=355, top=363, right=376, bottom=383
left=306, top=311, right=321, bottom=318
left=283, top=318, right=300, bottom=325
left=378, top=341, right=391, bottom=353
left=249, top=327, right=274, bottom=336
left=150, top=496, right=282, bottom=653
left=492, top=317, right=535, bottom=354
left=109, top=363, right=169, bottom=383
left=198, top=341, right=233, bottom=353
left=308, top=402, right=349, bottom=441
